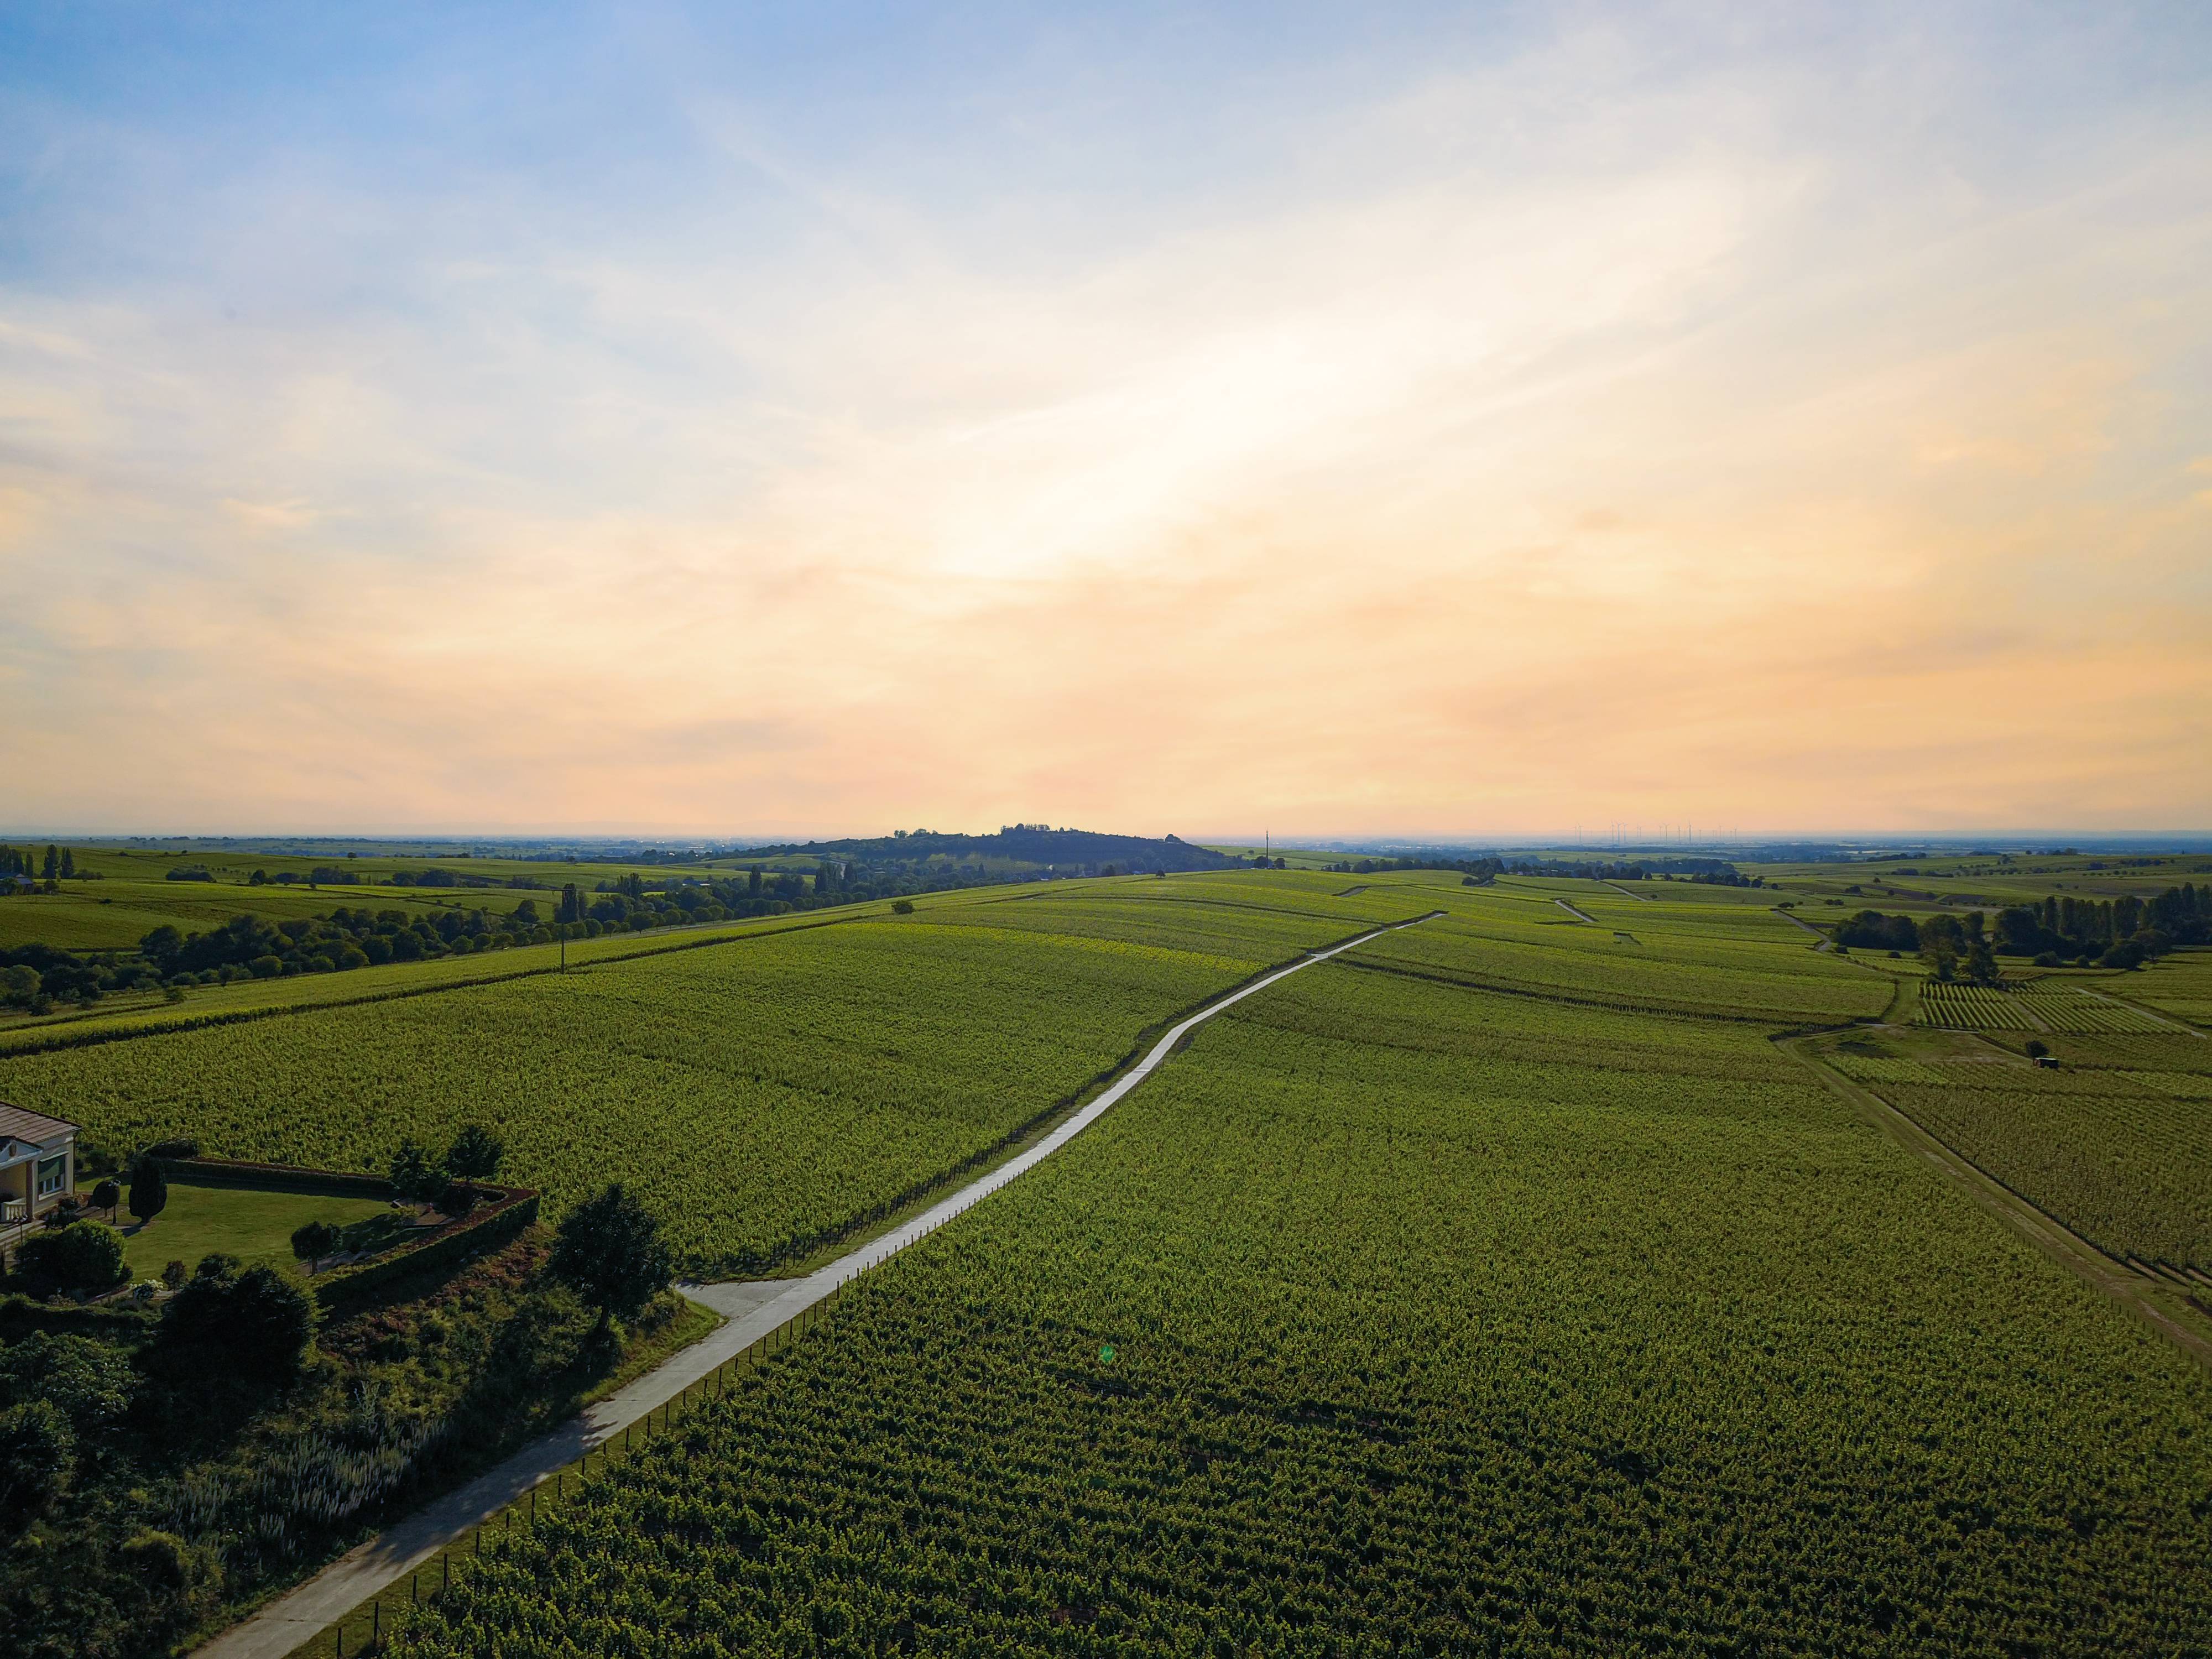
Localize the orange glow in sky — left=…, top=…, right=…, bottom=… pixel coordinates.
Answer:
left=3, top=7, right=2208, bottom=836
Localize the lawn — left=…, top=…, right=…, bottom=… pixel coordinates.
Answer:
left=88, top=1179, right=396, bottom=1281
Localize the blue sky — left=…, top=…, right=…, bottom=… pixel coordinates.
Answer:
left=3, top=3, right=2209, bottom=834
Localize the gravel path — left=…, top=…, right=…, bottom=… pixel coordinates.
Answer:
left=195, top=913, right=1439, bottom=1659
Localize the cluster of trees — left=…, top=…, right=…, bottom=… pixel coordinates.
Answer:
left=1832, top=890, right=2204, bottom=974
left=1992, top=885, right=2206, bottom=967
left=389, top=1123, right=507, bottom=1215
left=1832, top=909, right=2000, bottom=980
left=0, top=844, right=96, bottom=892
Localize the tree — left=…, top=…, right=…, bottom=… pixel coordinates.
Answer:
left=90, top=1177, right=121, bottom=1214
left=549, top=1183, right=672, bottom=1331
left=445, top=1122, right=505, bottom=1188
left=558, top=882, right=582, bottom=924
left=290, top=1220, right=341, bottom=1271
left=128, top=1159, right=169, bottom=1225
left=160, top=1262, right=314, bottom=1379
left=41, top=844, right=59, bottom=881
left=12, top=1222, right=128, bottom=1298
left=389, top=1136, right=444, bottom=1204
left=58, top=848, right=74, bottom=878
left=2025, top=1039, right=2049, bottom=1059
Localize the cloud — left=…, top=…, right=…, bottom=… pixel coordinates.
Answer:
left=1, top=4, right=2208, bottom=834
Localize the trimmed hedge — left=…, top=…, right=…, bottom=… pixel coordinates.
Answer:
left=311, top=1190, right=539, bottom=1310
left=0, top=1291, right=157, bottom=1338
left=155, top=1156, right=392, bottom=1199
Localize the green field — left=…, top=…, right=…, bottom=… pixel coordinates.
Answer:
left=1, top=878, right=1427, bottom=1276
left=12, top=864, right=2212, bottom=1656
left=383, top=896, right=2212, bottom=1656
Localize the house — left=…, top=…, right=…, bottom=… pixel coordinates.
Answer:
left=1, top=1103, right=80, bottom=1251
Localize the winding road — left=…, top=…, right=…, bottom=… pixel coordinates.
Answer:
left=197, top=912, right=1441, bottom=1659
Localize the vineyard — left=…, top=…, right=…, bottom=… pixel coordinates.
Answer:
left=1829, top=1042, right=2212, bottom=1270
left=1915, top=980, right=2039, bottom=1030
left=0, top=888, right=1406, bottom=1276
left=380, top=926, right=2212, bottom=1658
left=2016, top=983, right=2178, bottom=1034
left=1348, top=896, right=1888, bottom=1023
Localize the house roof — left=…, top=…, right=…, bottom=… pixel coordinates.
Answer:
left=0, top=1104, right=77, bottom=1146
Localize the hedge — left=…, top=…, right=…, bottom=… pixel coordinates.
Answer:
left=0, top=1292, right=158, bottom=1339
left=154, top=1156, right=392, bottom=1200
left=311, top=1190, right=539, bottom=1310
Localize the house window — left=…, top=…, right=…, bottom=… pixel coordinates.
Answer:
left=35, top=1154, right=66, bottom=1198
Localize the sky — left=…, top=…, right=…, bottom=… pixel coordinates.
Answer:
left=2, top=2, right=2209, bottom=839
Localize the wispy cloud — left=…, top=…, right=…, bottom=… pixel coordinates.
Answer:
left=2, top=3, right=2208, bottom=833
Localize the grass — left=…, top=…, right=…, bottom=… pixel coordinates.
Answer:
left=93, top=1180, right=395, bottom=1281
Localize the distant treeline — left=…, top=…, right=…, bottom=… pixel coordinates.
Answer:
left=1324, top=855, right=1507, bottom=878
left=1498, top=856, right=1764, bottom=886
left=741, top=827, right=1240, bottom=878
left=1831, top=884, right=2206, bottom=972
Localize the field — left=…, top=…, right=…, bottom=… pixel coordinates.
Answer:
left=1916, top=980, right=2039, bottom=1030
left=383, top=903, right=2212, bottom=1657
left=1, top=880, right=1428, bottom=1276
left=1348, top=881, right=1889, bottom=1023
left=0, top=878, right=545, bottom=952
left=1824, top=1029, right=2212, bottom=1271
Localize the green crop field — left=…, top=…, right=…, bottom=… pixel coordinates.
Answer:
left=1347, top=888, right=1889, bottom=1023
left=1824, top=1030, right=2212, bottom=1270
left=1917, top=980, right=2039, bottom=1030
left=0, top=879, right=1417, bottom=1276
left=382, top=906, right=2212, bottom=1658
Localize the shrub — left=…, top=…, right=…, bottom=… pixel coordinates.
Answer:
left=13, top=1222, right=129, bottom=1298
left=0, top=1330, right=133, bottom=1425
left=160, top=1260, right=188, bottom=1290
left=435, top=1180, right=479, bottom=1218
left=891, top=899, right=916, bottom=915
left=0, top=1399, right=74, bottom=1516
left=160, top=1262, right=314, bottom=1379
left=143, top=1138, right=197, bottom=1160
left=2025, top=1039, right=2050, bottom=1060
left=119, top=1528, right=196, bottom=1592
left=90, top=1177, right=122, bottom=1212
left=128, top=1159, right=169, bottom=1224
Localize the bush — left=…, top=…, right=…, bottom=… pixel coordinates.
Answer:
left=160, top=1262, right=314, bottom=1379
left=2025, top=1039, right=2049, bottom=1060
left=13, top=1221, right=129, bottom=1298
left=435, top=1179, right=479, bottom=1218
left=0, top=1330, right=133, bottom=1425
left=143, top=1138, right=197, bottom=1160
left=891, top=899, right=916, bottom=915
left=160, top=1260, right=188, bottom=1290
left=90, top=1177, right=122, bottom=1212
left=129, top=1159, right=169, bottom=1224
left=0, top=1399, right=74, bottom=1516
